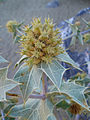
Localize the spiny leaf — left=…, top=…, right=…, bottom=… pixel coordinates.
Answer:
left=0, top=56, right=8, bottom=63
left=75, top=76, right=90, bottom=86
left=9, top=98, right=56, bottom=120
left=14, top=55, right=28, bottom=68
left=70, top=36, right=76, bottom=46
left=14, top=64, right=42, bottom=102
left=56, top=100, right=70, bottom=110
left=78, top=33, right=83, bottom=45
left=57, top=52, right=81, bottom=71
left=60, top=82, right=89, bottom=111
left=0, top=67, right=19, bottom=101
left=47, top=115, right=56, bottom=120
left=39, top=60, right=66, bottom=89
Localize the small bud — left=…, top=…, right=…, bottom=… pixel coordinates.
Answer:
left=75, top=21, right=80, bottom=26
left=84, top=33, right=90, bottom=42
left=6, top=20, right=18, bottom=32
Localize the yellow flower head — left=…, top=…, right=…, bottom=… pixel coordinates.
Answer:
left=84, top=33, right=90, bottom=42
left=6, top=20, right=18, bottom=32
left=19, top=18, right=64, bottom=65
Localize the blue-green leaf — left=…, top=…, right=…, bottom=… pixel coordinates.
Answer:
left=60, top=82, right=89, bottom=111
left=57, top=52, right=81, bottom=71
left=14, top=64, right=42, bottom=102
left=0, top=56, right=8, bottom=63
left=9, top=98, right=55, bottom=120
left=39, top=60, right=66, bottom=89
left=14, top=55, right=28, bottom=68
left=0, top=67, right=19, bottom=101
left=56, top=99, right=70, bottom=110
left=78, top=33, right=83, bottom=45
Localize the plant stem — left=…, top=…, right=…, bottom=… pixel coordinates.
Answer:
left=42, top=72, right=48, bottom=95
left=81, top=29, right=90, bottom=34
left=29, top=73, right=48, bottom=100
left=29, top=94, right=45, bottom=99
left=62, top=29, right=90, bottom=41
left=75, top=114, right=80, bottom=120
left=1, top=110, right=5, bottom=120
left=54, top=107, right=62, bottom=120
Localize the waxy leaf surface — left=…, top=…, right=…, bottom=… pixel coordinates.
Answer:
left=60, top=82, right=89, bottom=111
left=0, top=56, right=8, bottom=63
left=0, top=67, right=19, bottom=101
left=9, top=98, right=56, bottom=120
left=39, top=60, right=66, bottom=89
left=57, top=52, right=81, bottom=70
left=14, top=64, right=42, bottom=102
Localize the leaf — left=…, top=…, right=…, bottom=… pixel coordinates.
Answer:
left=9, top=98, right=55, bottom=120
left=86, top=39, right=90, bottom=44
left=56, top=100, right=70, bottom=110
left=0, top=116, right=15, bottom=120
left=75, top=75, right=90, bottom=86
left=0, top=56, right=8, bottom=63
left=0, top=67, right=19, bottom=101
left=70, top=36, right=76, bottom=46
left=0, top=102, right=4, bottom=109
left=0, top=98, right=17, bottom=120
left=57, top=52, right=81, bottom=70
left=47, top=115, right=56, bottom=120
left=60, top=82, right=89, bottom=111
left=39, top=60, right=66, bottom=89
left=82, top=18, right=90, bottom=27
left=78, top=33, right=83, bottom=45
left=14, top=64, right=42, bottom=102
left=14, top=55, right=28, bottom=68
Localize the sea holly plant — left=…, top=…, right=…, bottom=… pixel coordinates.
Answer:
left=0, top=56, right=19, bottom=120
left=0, top=18, right=90, bottom=120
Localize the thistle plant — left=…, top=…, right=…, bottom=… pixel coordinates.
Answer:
left=0, top=18, right=90, bottom=120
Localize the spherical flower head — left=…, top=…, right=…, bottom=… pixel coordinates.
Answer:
left=19, top=18, right=64, bottom=66
left=6, top=20, right=18, bottom=32
left=68, top=102, right=82, bottom=115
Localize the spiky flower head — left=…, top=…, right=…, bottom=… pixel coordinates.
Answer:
left=6, top=20, right=18, bottom=32
left=19, top=18, right=64, bottom=66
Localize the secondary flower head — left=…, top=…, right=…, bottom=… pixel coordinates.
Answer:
left=68, top=102, right=82, bottom=115
left=84, top=33, right=90, bottom=43
left=6, top=20, right=18, bottom=32
left=19, top=18, right=64, bottom=65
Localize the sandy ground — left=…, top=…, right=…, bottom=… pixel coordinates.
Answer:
left=0, top=0, right=90, bottom=78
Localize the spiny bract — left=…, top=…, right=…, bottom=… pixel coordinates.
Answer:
left=20, top=18, right=64, bottom=65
